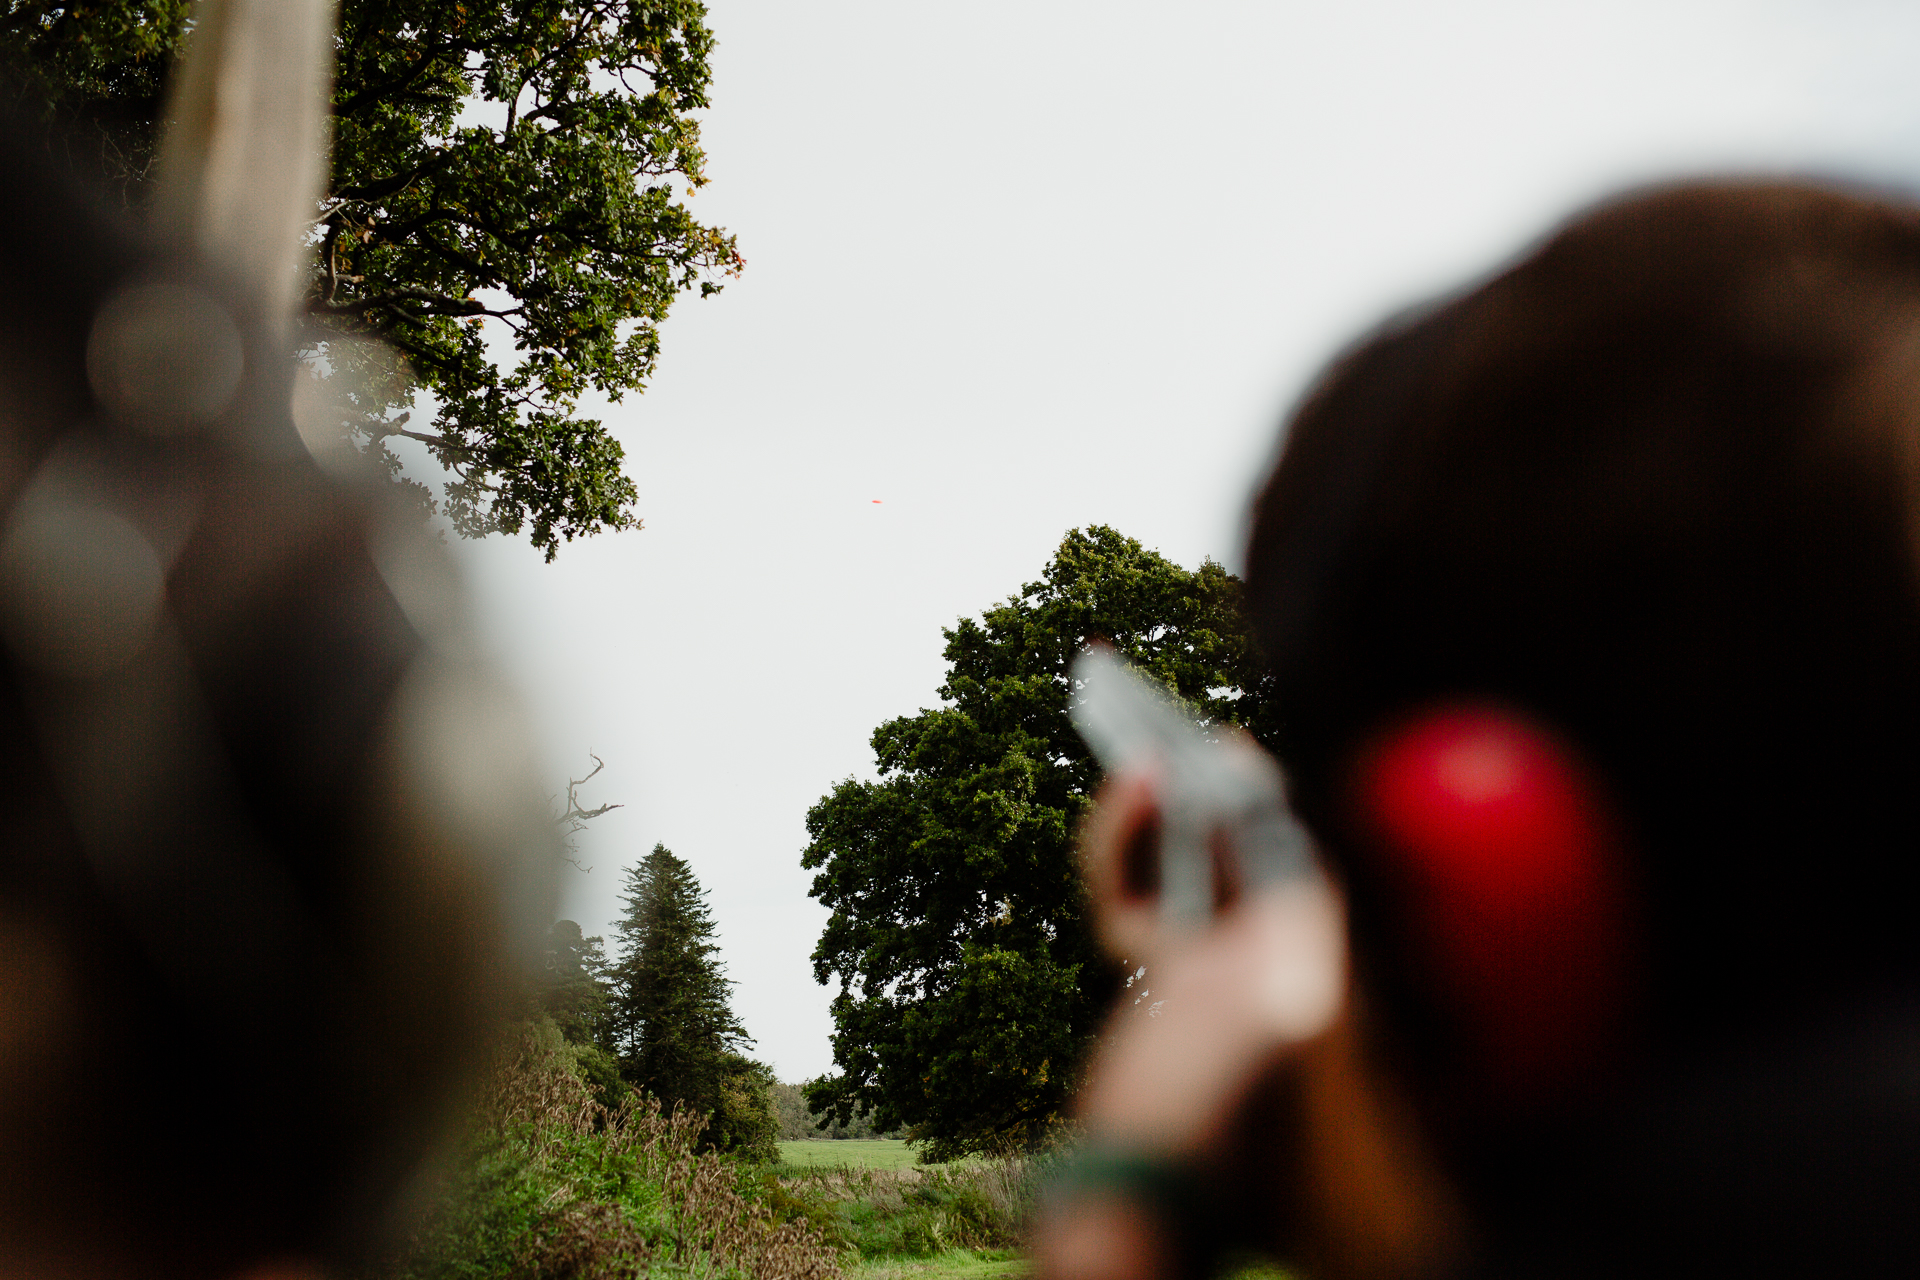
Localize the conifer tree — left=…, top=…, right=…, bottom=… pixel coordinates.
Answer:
left=610, top=843, right=777, bottom=1157
left=533, top=919, right=624, bottom=1102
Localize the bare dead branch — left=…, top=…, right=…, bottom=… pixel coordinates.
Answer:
left=556, top=754, right=624, bottom=859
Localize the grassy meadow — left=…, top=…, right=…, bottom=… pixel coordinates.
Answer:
left=778, top=1139, right=924, bottom=1170
left=377, top=1029, right=1295, bottom=1280
left=758, top=1142, right=1050, bottom=1280
left=378, top=1027, right=1044, bottom=1280
left=848, top=1251, right=1028, bottom=1280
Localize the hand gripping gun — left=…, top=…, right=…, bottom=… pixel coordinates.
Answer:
left=1069, top=645, right=1319, bottom=929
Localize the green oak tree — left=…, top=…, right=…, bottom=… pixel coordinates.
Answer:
left=1, top=0, right=739, bottom=559
left=802, top=526, right=1277, bottom=1160
left=610, top=842, right=777, bottom=1159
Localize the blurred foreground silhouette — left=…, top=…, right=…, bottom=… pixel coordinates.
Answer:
left=0, top=3, right=554, bottom=1276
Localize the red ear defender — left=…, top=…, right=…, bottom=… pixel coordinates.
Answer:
left=1353, top=706, right=1629, bottom=1104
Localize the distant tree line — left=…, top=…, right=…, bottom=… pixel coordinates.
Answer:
left=768, top=1081, right=899, bottom=1142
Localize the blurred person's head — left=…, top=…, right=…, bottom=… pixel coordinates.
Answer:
left=0, top=111, right=550, bottom=1280
left=1247, top=181, right=1920, bottom=1276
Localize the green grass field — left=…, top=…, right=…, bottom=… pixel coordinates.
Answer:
left=848, top=1250, right=1027, bottom=1280
left=777, top=1138, right=922, bottom=1170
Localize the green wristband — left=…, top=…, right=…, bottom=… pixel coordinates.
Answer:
left=1050, top=1148, right=1207, bottom=1216
left=1046, top=1147, right=1218, bottom=1275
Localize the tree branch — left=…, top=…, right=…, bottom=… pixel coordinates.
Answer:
left=311, top=284, right=519, bottom=319
left=374, top=422, right=475, bottom=456
left=333, top=149, right=458, bottom=205
left=558, top=752, right=624, bottom=843
left=334, top=37, right=473, bottom=118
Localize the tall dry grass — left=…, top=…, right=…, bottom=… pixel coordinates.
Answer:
left=392, top=1019, right=843, bottom=1280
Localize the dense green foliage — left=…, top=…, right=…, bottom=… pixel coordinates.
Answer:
left=0, top=2, right=189, bottom=206
left=376, top=1020, right=1043, bottom=1280
left=319, top=0, right=739, bottom=556
left=612, top=843, right=779, bottom=1159
left=772, top=1079, right=820, bottom=1141
left=378, top=1019, right=839, bottom=1280
left=802, top=527, right=1276, bottom=1159
left=763, top=1147, right=1056, bottom=1264
left=533, top=918, right=627, bottom=1101
left=2, top=0, right=739, bottom=559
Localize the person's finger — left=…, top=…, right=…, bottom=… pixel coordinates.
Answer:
left=1079, top=771, right=1166, bottom=965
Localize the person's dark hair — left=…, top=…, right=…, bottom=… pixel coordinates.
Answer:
left=1247, top=181, right=1920, bottom=1276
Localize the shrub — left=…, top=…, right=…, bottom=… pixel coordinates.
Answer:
left=762, top=1147, right=1057, bottom=1261
left=374, top=1019, right=841, bottom=1280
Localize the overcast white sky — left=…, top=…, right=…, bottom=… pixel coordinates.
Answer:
left=445, top=0, right=1920, bottom=1082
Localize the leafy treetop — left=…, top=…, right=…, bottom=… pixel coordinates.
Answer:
left=2, top=0, right=740, bottom=560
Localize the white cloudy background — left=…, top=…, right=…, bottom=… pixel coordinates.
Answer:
left=447, top=0, right=1920, bottom=1081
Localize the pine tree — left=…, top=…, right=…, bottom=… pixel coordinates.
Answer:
left=610, top=844, right=777, bottom=1157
